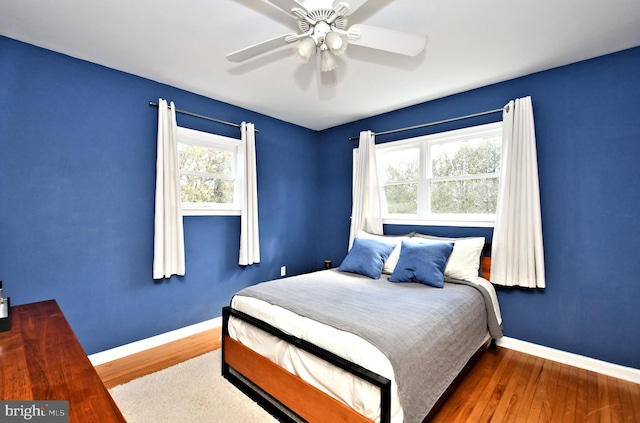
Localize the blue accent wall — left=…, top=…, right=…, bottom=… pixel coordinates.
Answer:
left=0, top=36, right=320, bottom=354
left=317, top=47, right=640, bottom=369
left=2, top=35, right=639, bottom=370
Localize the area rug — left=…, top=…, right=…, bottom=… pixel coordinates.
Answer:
left=109, top=350, right=278, bottom=422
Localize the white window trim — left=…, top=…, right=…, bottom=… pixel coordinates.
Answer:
left=372, top=121, right=502, bottom=227
left=177, top=127, right=242, bottom=216
left=182, top=208, right=241, bottom=217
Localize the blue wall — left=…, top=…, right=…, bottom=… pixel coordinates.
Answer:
left=2, top=35, right=639, bottom=370
left=0, top=36, right=320, bottom=354
left=317, top=47, right=640, bottom=369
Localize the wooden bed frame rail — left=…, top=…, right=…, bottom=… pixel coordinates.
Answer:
left=222, top=306, right=392, bottom=423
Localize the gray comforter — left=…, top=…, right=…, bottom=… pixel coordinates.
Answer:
left=234, top=269, right=501, bottom=423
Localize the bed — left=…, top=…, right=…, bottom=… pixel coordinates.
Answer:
left=222, top=231, right=503, bottom=423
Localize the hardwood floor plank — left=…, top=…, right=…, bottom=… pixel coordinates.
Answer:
left=511, top=355, right=544, bottom=421
left=561, top=364, right=580, bottom=422
left=573, top=366, right=589, bottom=422
left=538, top=360, right=561, bottom=422
left=526, top=359, right=555, bottom=423
left=96, top=331, right=640, bottom=422
left=586, top=369, right=601, bottom=423
left=477, top=359, right=511, bottom=422
left=628, top=376, right=640, bottom=422
left=550, top=360, right=572, bottom=422
left=462, top=348, right=516, bottom=422
left=495, top=352, right=538, bottom=422
left=429, top=346, right=505, bottom=423
left=597, top=372, right=613, bottom=423
left=616, top=376, right=637, bottom=422
left=610, top=374, right=626, bottom=422
left=95, top=327, right=221, bottom=388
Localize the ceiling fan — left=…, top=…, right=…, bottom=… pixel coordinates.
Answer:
left=226, top=0, right=428, bottom=72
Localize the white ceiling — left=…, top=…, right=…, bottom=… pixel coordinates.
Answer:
left=1, top=0, right=639, bottom=130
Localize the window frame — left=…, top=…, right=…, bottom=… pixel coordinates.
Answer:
left=372, top=121, right=503, bottom=227
left=177, top=126, right=242, bottom=216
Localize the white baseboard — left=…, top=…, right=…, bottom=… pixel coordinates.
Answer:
left=497, top=336, right=640, bottom=384
left=88, top=316, right=222, bottom=366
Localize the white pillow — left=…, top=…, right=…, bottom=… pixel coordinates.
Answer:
left=355, top=230, right=412, bottom=274
left=411, top=234, right=485, bottom=282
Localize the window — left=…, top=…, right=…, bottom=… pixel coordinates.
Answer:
left=375, top=122, right=502, bottom=226
left=177, top=127, right=242, bottom=216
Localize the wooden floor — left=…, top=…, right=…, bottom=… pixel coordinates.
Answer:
left=96, top=330, right=640, bottom=422
left=95, top=327, right=222, bottom=389
left=430, top=347, right=640, bottom=423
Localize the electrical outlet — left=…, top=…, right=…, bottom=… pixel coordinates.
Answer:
left=280, top=266, right=286, bottom=277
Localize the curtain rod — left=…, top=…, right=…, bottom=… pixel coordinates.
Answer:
left=149, top=101, right=259, bottom=133
left=348, top=106, right=505, bottom=141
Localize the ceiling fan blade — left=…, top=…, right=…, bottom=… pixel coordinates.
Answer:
left=267, top=0, right=306, bottom=15
left=226, top=33, right=299, bottom=63
left=348, top=24, right=427, bottom=56
left=333, top=0, right=369, bottom=15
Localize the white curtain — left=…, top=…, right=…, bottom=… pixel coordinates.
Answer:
left=491, top=96, right=545, bottom=288
left=348, top=130, right=383, bottom=248
left=153, top=99, right=185, bottom=279
left=239, top=122, right=260, bottom=266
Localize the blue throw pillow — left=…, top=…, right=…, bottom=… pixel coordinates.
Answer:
left=389, top=241, right=455, bottom=288
left=338, top=237, right=397, bottom=279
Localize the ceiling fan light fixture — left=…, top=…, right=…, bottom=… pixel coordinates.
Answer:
left=320, top=49, right=337, bottom=72
left=294, top=37, right=317, bottom=64
left=325, top=31, right=348, bottom=55
left=227, top=1, right=429, bottom=76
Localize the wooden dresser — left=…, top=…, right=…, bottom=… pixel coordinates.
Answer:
left=0, top=300, right=126, bottom=422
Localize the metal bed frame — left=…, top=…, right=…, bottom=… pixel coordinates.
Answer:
left=222, top=306, right=392, bottom=423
